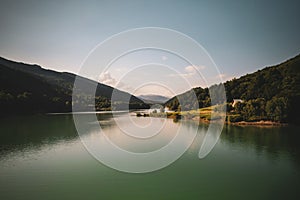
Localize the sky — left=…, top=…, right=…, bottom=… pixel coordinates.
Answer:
left=0, top=0, right=299, bottom=96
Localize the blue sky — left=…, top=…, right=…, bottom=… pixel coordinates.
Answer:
left=0, top=0, right=299, bottom=96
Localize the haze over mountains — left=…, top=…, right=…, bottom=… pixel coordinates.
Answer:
left=138, top=94, right=170, bottom=104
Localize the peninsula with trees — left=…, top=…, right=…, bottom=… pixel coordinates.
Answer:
left=164, top=54, right=300, bottom=124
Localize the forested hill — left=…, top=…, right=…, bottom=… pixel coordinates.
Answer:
left=165, top=54, right=300, bottom=123
left=225, top=54, right=300, bottom=102
left=0, top=57, right=149, bottom=114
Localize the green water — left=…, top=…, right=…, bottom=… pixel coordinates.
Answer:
left=0, top=113, right=299, bottom=200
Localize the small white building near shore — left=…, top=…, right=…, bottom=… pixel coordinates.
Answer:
left=232, top=99, right=243, bottom=107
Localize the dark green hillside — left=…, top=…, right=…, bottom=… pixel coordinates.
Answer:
left=165, top=54, right=300, bottom=123
left=225, top=54, right=300, bottom=102
left=0, top=57, right=149, bottom=115
left=0, top=65, right=71, bottom=114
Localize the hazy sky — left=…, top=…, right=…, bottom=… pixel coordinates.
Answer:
left=0, top=0, right=299, bottom=95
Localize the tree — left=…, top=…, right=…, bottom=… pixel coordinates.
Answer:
left=234, top=98, right=266, bottom=121
left=266, top=97, right=288, bottom=122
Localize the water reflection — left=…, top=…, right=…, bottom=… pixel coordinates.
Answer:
left=0, top=114, right=78, bottom=160
left=222, top=125, right=300, bottom=166
left=1, top=113, right=300, bottom=167
left=0, top=113, right=300, bottom=199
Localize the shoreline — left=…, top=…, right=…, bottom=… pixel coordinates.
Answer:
left=145, top=112, right=288, bottom=127
left=228, top=120, right=287, bottom=126
left=192, top=116, right=287, bottom=126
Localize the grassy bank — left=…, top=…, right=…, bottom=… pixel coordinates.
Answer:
left=146, top=105, right=286, bottom=126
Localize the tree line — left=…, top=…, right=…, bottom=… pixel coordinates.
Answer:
left=165, top=54, right=300, bottom=123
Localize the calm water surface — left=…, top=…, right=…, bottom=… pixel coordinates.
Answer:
left=0, top=113, right=299, bottom=200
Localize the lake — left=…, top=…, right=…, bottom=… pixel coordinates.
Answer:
left=0, top=113, right=299, bottom=200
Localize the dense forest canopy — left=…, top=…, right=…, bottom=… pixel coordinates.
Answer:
left=165, top=54, right=300, bottom=123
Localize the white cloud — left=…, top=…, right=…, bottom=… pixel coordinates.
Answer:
left=161, top=56, right=168, bottom=61
left=185, top=65, right=206, bottom=73
left=184, top=65, right=195, bottom=73
left=217, top=73, right=227, bottom=79
left=214, top=73, right=234, bottom=82
left=99, top=72, right=117, bottom=86
left=114, top=67, right=128, bottom=73
left=168, top=65, right=206, bottom=78
left=98, top=71, right=133, bottom=92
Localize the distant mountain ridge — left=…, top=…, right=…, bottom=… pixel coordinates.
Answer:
left=138, top=94, right=170, bottom=104
left=0, top=57, right=149, bottom=114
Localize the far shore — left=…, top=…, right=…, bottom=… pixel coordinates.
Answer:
left=228, top=120, right=287, bottom=126
left=136, top=110, right=288, bottom=127
left=188, top=116, right=287, bottom=126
